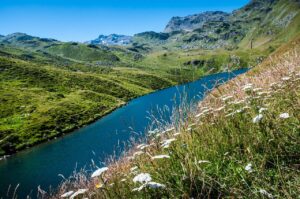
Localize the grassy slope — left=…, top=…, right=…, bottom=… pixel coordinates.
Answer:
left=45, top=43, right=120, bottom=62
left=54, top=36, right=300, bottom=198
left=0, top=46, right=177, bottom=155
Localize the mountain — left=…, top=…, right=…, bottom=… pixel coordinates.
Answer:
left=164, top=11, right=230, bottom=33
left=0, top=33, right=124, bottom=63
left=0, top=32, right=58, bottom=49
left=87, top=34, right=132, bottom=46
left=132, top=0, right=300, bottom=51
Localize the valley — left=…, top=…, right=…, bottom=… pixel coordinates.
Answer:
left=0, top=0, right=300, bottom=198
left=0, top=0, right=299, bottom=156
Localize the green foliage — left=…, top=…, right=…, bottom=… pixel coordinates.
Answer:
left=46, top=43, right=120, bottom=62
left=0, top=47, right=178, bottom=155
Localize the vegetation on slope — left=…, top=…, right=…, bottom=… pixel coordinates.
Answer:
left=52, top=37, right=300, bottom=199
left=45, top=42, right=121, bottom=62
left=0, top=46, right=177, bottom=155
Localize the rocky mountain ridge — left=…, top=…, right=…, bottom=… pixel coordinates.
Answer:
left=132, top=0, right=300, bottom=51
left=164, top=11, right=230, bottom=33
left=86, top=34, right=132, bottom=46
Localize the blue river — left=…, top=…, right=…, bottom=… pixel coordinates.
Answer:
left=0, top=69, right=247, bottom=198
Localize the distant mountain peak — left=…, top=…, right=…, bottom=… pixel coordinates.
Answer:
left=164, top=11, right=230, bottom=33
left=87, top=34, right=133, bottom=46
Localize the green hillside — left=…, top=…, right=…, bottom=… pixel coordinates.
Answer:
left=0, top=45, right=176, bottom=155
left=45, top=42, right=121, bottom=62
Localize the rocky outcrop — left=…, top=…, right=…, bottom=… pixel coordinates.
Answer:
left=164, top=11, right=230, bottom=33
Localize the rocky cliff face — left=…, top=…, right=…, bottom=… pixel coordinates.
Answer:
left=164, top=11, right=230, bottom=33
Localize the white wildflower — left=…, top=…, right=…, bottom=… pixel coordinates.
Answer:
left=148, top=129, right=159, bottom=136
left=279, top=113, right=290, bottom=119
left=155, top=133, right=162, bottom=138
left=140, top=145, right=150, bottom=150
left=221, top=96, right=233, bottom=101
left=236, top=109, right=243, bottom=113
left=245, top=163, right=253, bottom=173
left=120, top=178, right=126, bottom=182
left=136, top=144, right=145, bottom=149
left=151, top=155, right=170, bottom=160
left=165, top=127, right=175, bottom=133
left=259, top=189, right=274, bottom=198
left=282, top=77, right=291, bottom=81
left=70, top=189, right=88, bottom=199
left=252, top=114, right=263, bottom=123
left=198, top=160, right=210, bottom=164
left=132, top=184, right=146, bottom=192
left=259, top=108, right=267, bottom=113
left=215, top=106, right=225, bottom=111
left=130, top=166, right=138, bottom=172
left=195, top=113, right=203, bottom=118
left=133, top=173, right=152, bottom=183
left=61, top=191, right=74, bottom=198
left=258, top=91, right=270, bottom=96
left=161, top=138, right=176, bottom=148
left=133, top=151, right=144, bottom=157
left=253, top=88, right=263, bottom=92
left=148, top=131, right=156, bottom=136
left=199, top=106, right=209, bottom=110
left=225, top=112, right=235, bottom=117
left=242, top=84, right=253, bottom=91
left=91, top=167, right=108, bottom=178
left=196, top=108, right=211, bottom=118
left=233, top=100, right=245, bottom=105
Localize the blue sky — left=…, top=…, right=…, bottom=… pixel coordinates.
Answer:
left=0, top=0, right=249, bottom=42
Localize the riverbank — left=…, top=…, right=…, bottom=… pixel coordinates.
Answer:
left=51, top=37, right=300, bottom=198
